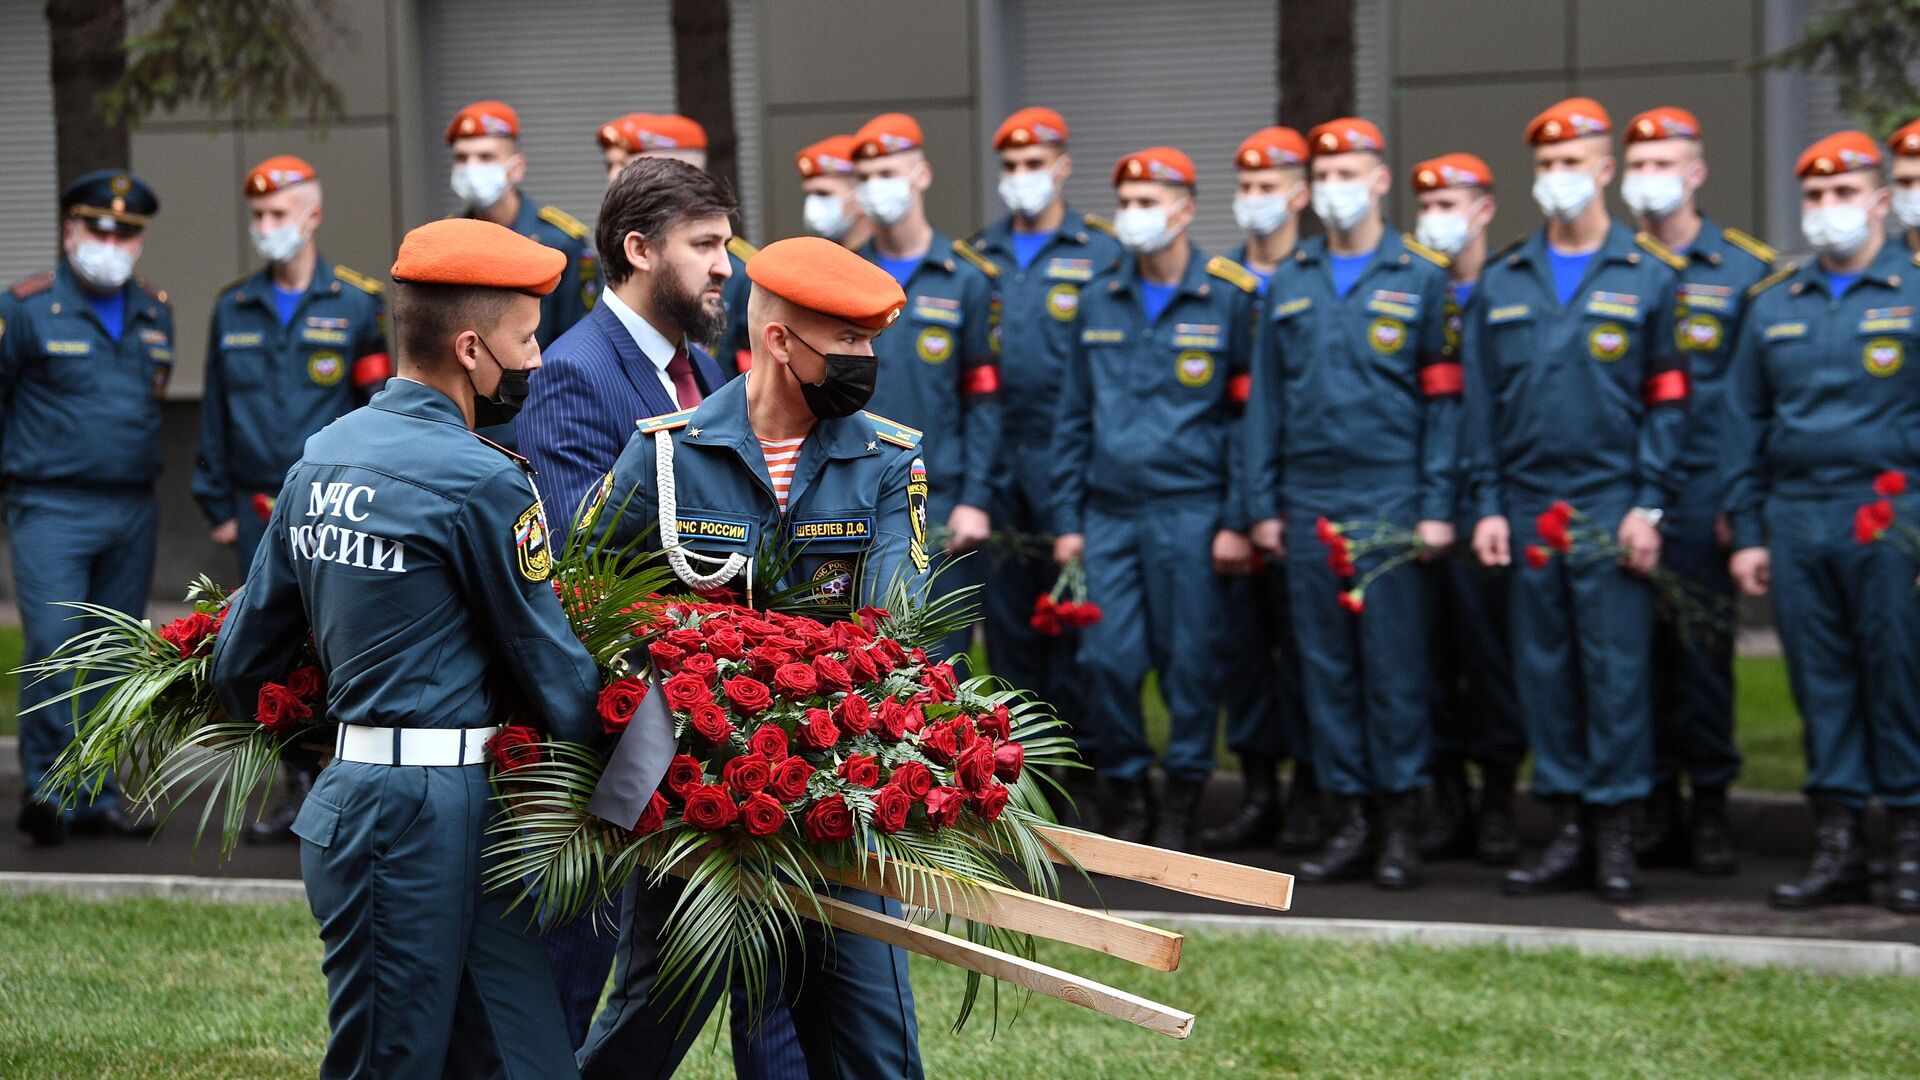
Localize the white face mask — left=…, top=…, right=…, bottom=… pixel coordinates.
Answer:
left=1415, top=211, right=1477, bottom=257
left=1113, top=206, right=1178, bottom=255
left=70, top=240, right=134, bottom=291
left=1533, top=170, right=1599, bottom=222
left=451, top=162, right=511, bottom=208
left=1622, top=173, right=1686, bottom=219
left=1802, top=203, right=1874, bottom=259
left=998, top=167, right=1058, bottom=219
left=1311, top=180, right=1374, bottom=233
left=1893, top=189, right=1920, bottom=230
left=1233, top=192, right=1294, bottom=236
left=856, top=176, right=914, bottom=226
left=250, top=210, right=312, bottom=265
left=802, top=193, right=855, bottom=240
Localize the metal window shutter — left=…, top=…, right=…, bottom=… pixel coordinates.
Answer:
left=0, top=7, right=58, bottom=286
left=1014, top=0, right=1280, bottom=255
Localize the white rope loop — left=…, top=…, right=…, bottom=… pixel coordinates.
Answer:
left=654, top=428, right=747, bottom=590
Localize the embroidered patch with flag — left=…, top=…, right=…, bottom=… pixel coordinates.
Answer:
left=1175, top=350, right=1215, bottom=387
left=907, top=458, right=930, bottom=573
left=1046, top=283, right=1080, bottom=321
left=515, top=503, right=552, bottom=581
left=1588, top=323, right=1630, bottom=362
left=1677, top=312, right=1722, bottom=353
left=1864, top=337, right=1905, bottom=377
left=309, top=350, right=345, bottom=386
left=1368, top=317, right=1407, bottom=354
left=916, top=326, right=954, bottom=363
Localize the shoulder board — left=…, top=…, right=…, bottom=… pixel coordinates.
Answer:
left=218, top=274, right=251, bottom=297
left=1721, top=227, right=1777, bottom=266
left=1083, top=213, right=1116, bottom=237
left=538, top=205, right=589, bottom=241
left=862, top=410, right=922, bottom=449
left=1401, top=233, right=1452, bottom=269
left=1490, top=233, right=1530, bottom=263
left=10, top=271, right=53, bottom=299
left=1206, top=255, right=1259, bottom=294
left=1747, top=263, right=1798, bottom=298
left=135, top=277, right=170, bottom=305
left=471, top=430, right=532, bottom=466
left=333, top=265, right=384, bottom=294
left=636, top=408, right=695, bottom=434
left=1635, top=232, right=1687, bottom=272
left=727, top=236, right=759, bottom=261
left=951, top=239, right=999, bottom=279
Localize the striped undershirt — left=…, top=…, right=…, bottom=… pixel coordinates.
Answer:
left=759, top=436, right=805, bottom=512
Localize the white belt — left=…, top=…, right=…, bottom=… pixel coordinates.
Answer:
left=335, top=725, right=499, bottom=767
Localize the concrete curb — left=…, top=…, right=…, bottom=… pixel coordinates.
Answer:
left=0, top=870, right=305, bottom=904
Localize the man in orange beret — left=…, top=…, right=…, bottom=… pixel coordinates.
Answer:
left=578, top=236, right=928, bottom=1079
left=1466, top=96, right=1691, bottom=904
left=212, top=217, right=603, bottom=1078
left=1725, top=131, right=1920, bottom=915
left=1886, top=118, right=1920, bottom=252
left=1231, top=126, right=1311, bottom=288
left=796, top=133, right=870, bottom=248
left=1619, top=107, right=1777, bottom=875
left=596, top=112, right=650, bottom=184
left=447, top=100, right=595, bottom=351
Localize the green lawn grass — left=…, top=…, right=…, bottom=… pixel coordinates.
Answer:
left=1, top=896, right=1914, bottom=1078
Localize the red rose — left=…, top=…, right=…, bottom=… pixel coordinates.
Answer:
left=920, top=721, right=961, bottom=765
left=255, top=682, right=313, bottom=736
left=251, top=491, right=276, bottom=521
left=1856, top=500, right=1896, bottom=544
left=286, top=665, right=324, bottom=703
left=769, top=756, right=815, bottom=801
left=724, top=675, right=774, bottom=715
left=969, top=783, right=1010, bottom=821
left=747, top=645, right=797, bottom=682
left=647, top=641, right=686, bottom=675
left=748, top=724, right=789, bottom=760
left=922, top=663, right=958, bottom=703
left=488, top=725, right=543, bottom=771
left=723, top=754, right=772, bottom=795
left=831, top=621, right=872, bottom=652
left=889, top=761, right=935, bottom=800
left=923, top=786, right=966, bottom=828
left=683, top=784, right=738, bottom=831
left=855, top=604, right=891, bottom=627
left=1338, top=590, right=1367, bottom=615
left=978, top=704, right=1012, bottom=743
left=838, top=753, right=880, bottom=788
left=1877, top=470, right=1910, bottom=497
left=803, top=794, right=855, bottom=844
left=1525, top=544, right=1552, bottom=570
left=158, top=611, right=219, bottom=658
left=833, top=693, right=873, bottom=736
left=680, top=653, right=720, bottom=686
left=688, top=701, right=734, bottom=744
left=665, top=753, right=705, bottom=798
left=706, top=627, right=748, bottom=660
left=1536, top=509, right=1573, bottom=554
left=596, top=676, right=650, bottom=734
left=993, top=742, right=1024, bottom=782
left=772, top=663, right=820, bottom=700
left=663, top=672, right=713, bottom=712
left=798, top=708, right=840, bottom=751
left=664, top=627, right=706, bottom=651
left=871, top=638, right=908, bottom=669
left=634, top=791, right=669, bottom=835
left=955, top=740, right=996, bottom=792
left=872, top=785, right=912, bottom=833
left=812, top=655, right=853, bottom=694
left=739, top=792, right=787, bottom=837
left=844, top=647, right=879, bottom=684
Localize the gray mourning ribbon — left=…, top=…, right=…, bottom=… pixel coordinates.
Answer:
left=587, top=670, right=678, bottom=830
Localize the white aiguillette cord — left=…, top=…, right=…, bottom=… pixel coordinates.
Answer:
left=654, top=427, right=749, bottom=591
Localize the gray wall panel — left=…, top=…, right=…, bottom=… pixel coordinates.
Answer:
left=1396, top=0, right=1567, bottom=78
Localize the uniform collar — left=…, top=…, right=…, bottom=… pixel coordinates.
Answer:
left=1108, top=241, right=1215, bottom=300
left=1291, top=227, right=1408, bottom=268
left=1681, top=216, right=1727, bottom=267
left=233, top=256, right=341, bottom=309
left=1510, top=218, right=1639, bottom=267
left=858, top=230, right=957, bottom=281
left=52, top=259, right=163, bottom=323
left=679, top=375, right=886, bottom=461
left=974, top=207, right=1092, bottom=255
left=371, top=376, right=472, bottom=430
left=1790, top=238, right=1910, bottom=296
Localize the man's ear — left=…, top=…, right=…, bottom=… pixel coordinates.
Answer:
left=761, top=321, right=792, bottom=370
left=624, top=231, right=653, bottom=275
left=912, top=158, right=933, bottom=194
left=454, top=328, right=482, bottom=373
left=1056, top=152, right=1074, bottom=183
left=506, top=153, right=528, bottom=188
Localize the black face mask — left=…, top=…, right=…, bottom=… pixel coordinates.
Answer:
left=471, top=335, right=531, bottom=427
left=781, top=325, right=877, bottom=420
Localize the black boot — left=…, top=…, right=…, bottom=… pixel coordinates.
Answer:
left=1475, top=763, right=1520, bottom=866
left=1276, top=763, right=1324, bottom=853
left=1299, top=795, right=1373, bottom=882
left=1375, top=791, right=1424, bottom=890
left=1416, top=759, right=1475, bottom=861
left=16, top=797, right=64, bottom=848
left=246, top=764, right=316, bottom=844
left=1636, top=777, right=1689, bottom=868
left=1887, top=808, right=1920, bottom=915
left=1770, top=800, right=1870, bottom=909
left=1201, top=755, right=1279, bottom=851
left=1689, top=784, right=1737, bottom=876
left=1153, top=779, right=1205, bottom=852
left=1593, top=801, right=1644, bottom=903
left=1503, top=797, right=1588, bottom=895
left=1105, top=777, right=1156, bottom=845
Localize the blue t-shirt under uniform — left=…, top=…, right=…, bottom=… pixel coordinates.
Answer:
left=1547, top=246, right=1596, bottom=306
left=1249, top=268, right=1272, bottom=296
left=1139, top=281, right=1178, bottom=324
left=1826, top=271, right=1861, bottom=298
left=84, top=288, right=126, bottom=343
left=1010, top=230, right=1055, bottom=272
left=1330, top=251, right=1372, bottom=299
left=272, top=285, right=304, bottom=329
left=874, top=254, right=921, bottom=287
left=1451, top=280, right=1476, bottom=308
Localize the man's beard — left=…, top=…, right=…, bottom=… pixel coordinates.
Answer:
left=652, top=266, right=728, bottom=351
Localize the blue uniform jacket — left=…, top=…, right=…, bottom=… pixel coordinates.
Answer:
left=966, top=209, right=1123, bottom=442
left=1051, top=245, right=1259, bottom=534
left=0, top=260, right=173, bottom=488
left=191, top=259, right=390, bottom=523
left=1463, top=222, right=1689, bottom=517
left=593, top=376, right=929, bottom=610
left=858, top=232, right=1002, bottom=517
left=211, top=378, right=601, bottom=740
left=1723, top=241, right=1920, bottom=548
left=1245, top=229, right=1461, bottom=522
left=472, top=195, right=595, bottom=350
left=1669, top=218, right=1775, bottom=494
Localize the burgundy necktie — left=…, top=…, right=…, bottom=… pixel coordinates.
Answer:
left=666, top=346, right=702, bottom=409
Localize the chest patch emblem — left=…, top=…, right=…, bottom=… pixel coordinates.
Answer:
left=1678, top=313, right=1722, bottom=353
left=1588, top=323, right=1630, bottom=363
left=1046, top=283, right=1080, bottom=322
left=308, top=349, right=345, bottom=387
left=1368, top=317, right=1407, bottom=355
left=1864, top=337, right=1905, bottom=378
left=916, top=326, right=954, bottom=364
left=1175, top=350, right=1215, bottom=387
left=810, top=558, right=856, bottom=604
left=515, top=503, right=552, bottom=582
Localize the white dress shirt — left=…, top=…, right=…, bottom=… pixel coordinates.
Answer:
left=599, top=288, right=687, bottom=407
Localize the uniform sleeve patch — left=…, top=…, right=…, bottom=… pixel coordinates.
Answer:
left=514, top=502, right=552, bottom=581
left=907, top=458, right=930, bottom=573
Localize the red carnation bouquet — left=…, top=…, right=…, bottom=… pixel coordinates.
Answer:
left=1522, top=500, right=1732, bottom=642
left=1312, top=517, right=1435, bottom=615
left=1030, top=556, right=1102, bottom=636
left=1853, top=470, right=1919, bottom=559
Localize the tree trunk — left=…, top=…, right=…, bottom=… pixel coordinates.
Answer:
left=671, top=0, right=742, bottom=229
left=1277, top=0, right=1354, bottom=237
left=46, top=0, right=129, bottom=194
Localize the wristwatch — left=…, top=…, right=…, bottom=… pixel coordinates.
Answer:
left=1628, top=506, right=1665, bottom=529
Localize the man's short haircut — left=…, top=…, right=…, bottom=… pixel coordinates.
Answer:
left=390, top=282, right=518, bottom=367
left=596, top=156, right=739, bottom=287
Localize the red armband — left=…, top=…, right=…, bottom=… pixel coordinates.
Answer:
left=735, top=349, right=753, bottom=373
left=1419, top=361, right=1464, bottom=397
left=1228, top=372, right=1252, bottom=403
left=352, top=352, right=392, bottom=388
left=962, top=364, right=1000, bottom=395
left=1642, top=369, right=1689, bottom=404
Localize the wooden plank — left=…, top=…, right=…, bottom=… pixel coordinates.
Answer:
left=1035, top=825, right=1295, bottom=912
left=813, top=853, right=1184, bottom=972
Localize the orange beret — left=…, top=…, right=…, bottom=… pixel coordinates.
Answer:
left=245, top=155, right=317, bottom=197
left=1526, top=97, right=1611, bottom=145
left=746, top=237, right=906, bottom=330
left=631, top=113, right=708, bottom=152
left=1308, top=118, right=1385, bottom=156
left=596, top=113, right=649, bottom=151
left=445, top=100, right=520, bottom=143
left=994, top=107, right=1068, bottom=150
left=1625, top=107, right=1701, bottom=144
left=1411, top=152, right=1494, bottom=192
left=1797, top=130, right=1882, bottom=177
left=795, top=135, right=858, bottom=178
left=391, top=219, right=564, bottom=296
left=1888, top=119, right=1920, bottom=157
left=852, top=113, right=924, bottom=160
left=1113, top=146, right=1196, bottom=187
left=1235, top=126, right=1308, bottom=170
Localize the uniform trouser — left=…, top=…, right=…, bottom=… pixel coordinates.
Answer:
left=983, top=446, right=1090, bottom=755
left=577, top=873, right=923, bottom=1080
left=9, top=484, right=156, bottom=816
left=1510, top=491, right=1655, bottom=806
left=1078, top=494, right=1228, bottom=784
left=1650, top=467, right=1740, bottom=787
left=1222, top=564, right=1304, bottom=762
left=290, top=760, right=578, bottom=1080
left=1766, top=495, right=1920, bottom=808
left=1430, top=555, right=1527, bottom=768
left=1285, top=499, right=1434, bottom=797
left=235, top=488, right=275, bottom=578
left=927, top=493, right=983, bottom=662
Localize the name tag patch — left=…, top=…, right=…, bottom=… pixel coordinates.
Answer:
left=674, top=516, right=752, bottom=543
left=302, top=328, right=349, bottom=345
left=1082, top=328, right=1127, bottom=344
left=1272, top=297, right=1313, bottom=318
left=1679, top=283, right=1733, bottom=312
left=911, top=297, right=962, bottom=326
left=1862, top=307, right=1915, bottom=333
left=222, top=332, right=264, bottom=348
left=1585, top=291, right=1641, bottom=320
left=1368, top=290, right=1419, bottom=320
left=1764, top=321, right=1808, bottom=341
left=792, top=516, right=874, bottom=542
left=1046, top=258, right=1094, bottom=282
left=1487, top=304, right=1531, bottom=324
left=45, top=340, right=90, bottom=356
